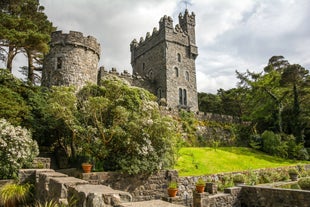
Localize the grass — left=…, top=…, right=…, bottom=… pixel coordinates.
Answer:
left=174, top=147, right=310, bottom=176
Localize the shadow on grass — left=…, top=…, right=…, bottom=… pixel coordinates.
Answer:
left=219, top=147, right=304, bottom=165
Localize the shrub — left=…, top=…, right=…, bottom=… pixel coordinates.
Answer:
left=196, top=178, right=206, bottom=186
left=233, top=174, right=245, bottom=184
left=288, top=168, right=298, bottom=175
left=298, top=177, right=310, bottom=190
left=0, top=119, right=39, bottom=179
left=168, top=181, right=178, bottom=189
left=261, top=131, right=282, bottom=156
left=0, top=183, right=33, bottom=206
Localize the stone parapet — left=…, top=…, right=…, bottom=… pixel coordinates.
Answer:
left=240, top=185, right=310, bottom=207
left=32, top=157, right=51, bottom=169
left=50, top=31, right=100, bottom=58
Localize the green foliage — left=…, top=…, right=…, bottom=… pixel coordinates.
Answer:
left=0, top=183, right=33, bottom=207
left=168, top=181, right=178, bottom=189
left=47, top=77, right=181, bottom=174
left=232, top=174, right=245, bottom=184
left=0, top=119, right=39, bottom=179
left=0, top=0, right=54, bottom=83
left=198, top=92, right=222, bottom=114
left=235, top=56, right=310, bottom=153
left=288, top=168, right=298, bottom=175
left=196, top=178, right=206, bottom=186
left=298, top=177, right=310, bottom=190
left=179, top=110, right=199, bottom=146
left=261, top=130, right=282, bottom=156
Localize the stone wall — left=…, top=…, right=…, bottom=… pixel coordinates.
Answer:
left=193, top=187, right=241, bottom=207
left=239, top=185, right=310, bottom=207
left=32, top=157, right=51, bottom=169
left=82, top=170, right=179, bottom=201
left=81, top=165, right=310, bottom=207
left=18, top=169, right=133, bottom=206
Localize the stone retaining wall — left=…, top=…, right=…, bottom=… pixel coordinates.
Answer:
left=193, top=187, right=241, bottom=207
left=81, top=165, right=310, bottom=206
left=239, top=185, right=310, bottom=207
left=32, top=157, right=51, bottom=169
left=19, top=169, right=133, bottom=206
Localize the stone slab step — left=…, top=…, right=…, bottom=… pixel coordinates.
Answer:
left=120, top=200, right=185, bottom=207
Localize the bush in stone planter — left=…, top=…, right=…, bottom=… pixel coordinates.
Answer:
left=233, top=174, right=245, bottom=185
left=298, top=177, right=310, bottom=190
left=288, top=168, right=299, bottom=181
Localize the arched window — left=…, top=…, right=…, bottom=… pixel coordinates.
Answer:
left=148, top=70, right=153, bottom=79
left=179, top=88, right=183, bottom=105
left=183, top=89, right=187, bottom=105
left=177, top=53, right=181, bottom=62
left=175, top=67, right=179, bottom=77
left=185, top=71, right=189, bottom=81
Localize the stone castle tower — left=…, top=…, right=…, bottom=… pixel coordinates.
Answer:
left=130, top=10, right=198, bottom=111
left=42, top=10, right=198, bottom=111
left=42, top=31, right=100, bottom=90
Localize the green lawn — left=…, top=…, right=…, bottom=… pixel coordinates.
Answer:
left=174, top=147, right=310, bottom=176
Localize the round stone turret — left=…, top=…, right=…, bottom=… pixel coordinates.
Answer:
left=42, top=30, right=101, bottom=90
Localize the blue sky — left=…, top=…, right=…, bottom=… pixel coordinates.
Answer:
left=3, top=0, right=310, bottom=93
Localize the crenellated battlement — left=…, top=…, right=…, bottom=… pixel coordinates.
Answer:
left=130, top=13, right=193, bottom=62
left=50, top=31, right=101, bottom=58
left=130, top=15, right=188, bottom=51
left=98, top=66, right=156, bottom=94
left=179, top=9, right=196, bottom=27
left=98, top=66, right=154, bottom=81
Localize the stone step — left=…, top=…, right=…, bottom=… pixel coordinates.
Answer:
left=120, top=200, right=186, bottom=207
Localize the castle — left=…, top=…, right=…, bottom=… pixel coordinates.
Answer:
left=42, top=10, right=199, bottom=111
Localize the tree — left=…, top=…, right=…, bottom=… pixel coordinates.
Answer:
left=0, top=0, right=54, bottom=83
left=0, top=69, right=31, bottom=126
left=47, top=76, right=181, bottom=174
left=198, top=92, right=222, bottom=114
left=280, top=64, right=309, bottom=143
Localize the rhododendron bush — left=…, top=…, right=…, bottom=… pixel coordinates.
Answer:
left=0, top=119, right=39, bottom=179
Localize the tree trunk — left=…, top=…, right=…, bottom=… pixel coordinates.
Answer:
left=26, top=49, right=35, bottom=84
left=293, top=83, right=303, bottom=143
left=6, top=46, right=17, bottom=72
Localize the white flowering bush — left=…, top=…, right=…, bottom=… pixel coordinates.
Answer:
left=0, top=119, right=39, bottom=179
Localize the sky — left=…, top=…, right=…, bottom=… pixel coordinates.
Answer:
left=3, top=0, right=310, bottom=93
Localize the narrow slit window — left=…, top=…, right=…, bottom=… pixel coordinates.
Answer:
left=56, top=57, right=63, bottom=69
left=177, top=53, right=181, bottom=62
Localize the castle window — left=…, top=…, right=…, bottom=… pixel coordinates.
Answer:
left=157, top=88, right=162, bottom=98
left=177, top=53, right=181, bottom=62
left=179, top=88, right=182, bottom=105
left=148, top=70, right=153, bottom=79
left=175, top=67, right=179, bottom=77
left=179, top=88, right=187, bottom=106
left=185, top=71, right=189, bottom=81
left=183, top=89, right=187, bottom=105
left=142, top=63, right=145, bottom=72
left=56, top=57, right=63, bottom=69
